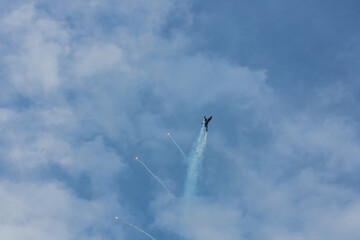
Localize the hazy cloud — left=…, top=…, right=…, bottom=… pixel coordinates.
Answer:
left=0, top=1, right=359, bottom=240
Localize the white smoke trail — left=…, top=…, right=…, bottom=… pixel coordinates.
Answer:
left=136, top=157, right=174, bottom=198
left=167, top=132, right=186, bottom=158
left=115, top=217, right=157, bottom=240
left=183, top=125, right=207, bottom=202
left=181, top=123, right=208, bottom=240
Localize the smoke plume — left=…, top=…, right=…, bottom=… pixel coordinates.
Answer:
left=181, top=122, right=208, bottom=239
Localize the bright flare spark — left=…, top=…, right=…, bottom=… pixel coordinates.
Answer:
left=167, top=132, right=186, bottom=158
left=115, top=217, right=157, bottom=240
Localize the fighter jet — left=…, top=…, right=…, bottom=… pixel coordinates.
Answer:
left=204, top=115, right=212, bottom=132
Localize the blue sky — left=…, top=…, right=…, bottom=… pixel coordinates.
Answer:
left=1, top=1, right=360, bottom=239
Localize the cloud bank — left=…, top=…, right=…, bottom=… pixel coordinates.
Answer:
left=1, top=1, right=360, bottom=240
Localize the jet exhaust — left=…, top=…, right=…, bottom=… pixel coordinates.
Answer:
left=181, top=121, right=208, bottom=239
left=183, top=123, right=207, bottom=202
left=115, top=217, right=157, bottom=240
left=135, top=157, right=174, bottom=198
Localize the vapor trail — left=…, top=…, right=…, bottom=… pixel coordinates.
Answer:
left=181, top=123, right=208, bottom=240
left=183, top=125, right=207, bottom=202
left=167, top=132, right=186, bottom=158
left=115, top=217, right=156, bottom=240
left=136, top=157, right=174, bottom=198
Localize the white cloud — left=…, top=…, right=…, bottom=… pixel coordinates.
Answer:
left=184, top=202, right=242, bottom=240
left=151, top=196, right=242, bottom=240
left=3, top=127, right=123, bottom=187
left=74, top=43, right=126, bottom=78
left=274, top=116, right=360, bottom=173
left=0, top=108, right=15, bottom=123
left=2, top=3, right=35, bottom=28
left=1, top=1, right=359, bottom=240
left=147, top=55, right=270, bottom=107
left=0, top=181, right=124, bottom=240
left=2, top=3, right=69, bottom=93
